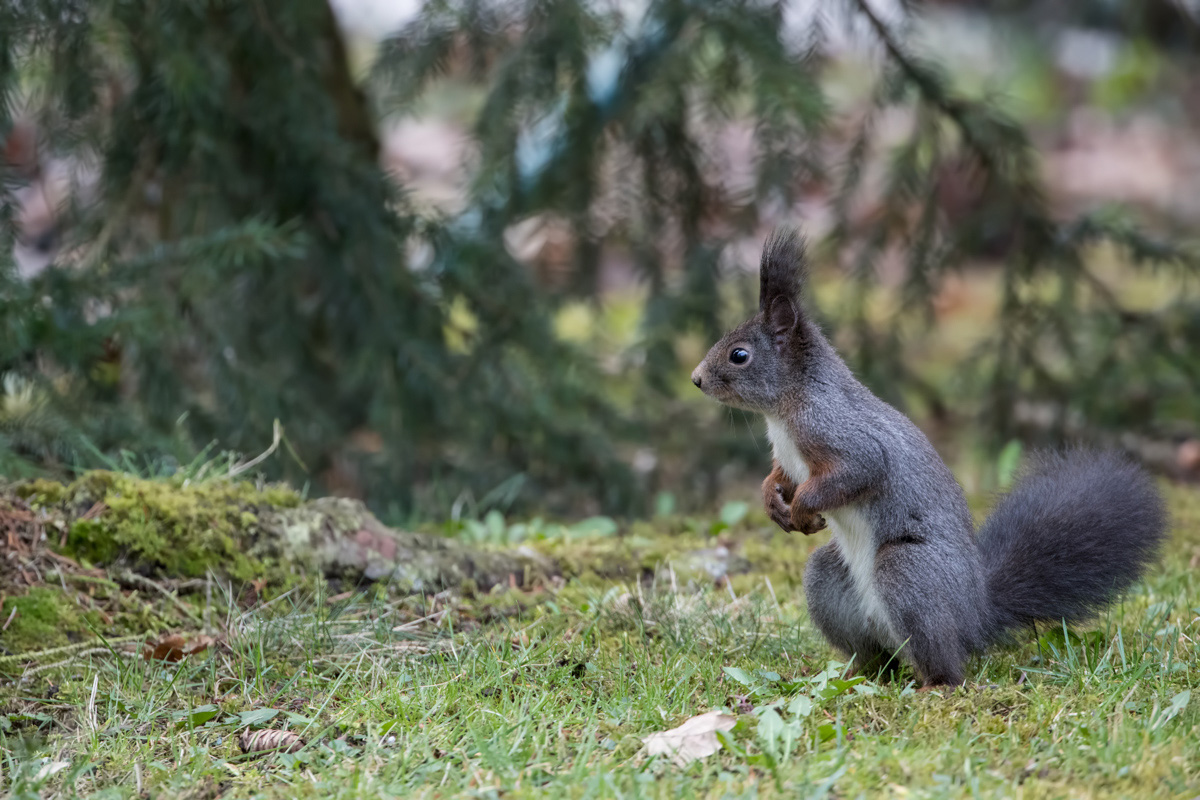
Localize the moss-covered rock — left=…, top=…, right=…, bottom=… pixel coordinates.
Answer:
left=258, top=496, right=559, bottom=592
left=0, top=471, right=802, bottom=661
left=0, top=472, right=570, bottom=659
left=11, top=471, right=563, bottom=594
left=17, top=471, right=301, bottom=583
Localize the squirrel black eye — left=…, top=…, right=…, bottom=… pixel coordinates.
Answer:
left=730, top=348, right=750, bottom=365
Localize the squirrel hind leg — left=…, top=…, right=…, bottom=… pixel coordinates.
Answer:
left=847, top=651, right=905, bottom=683
left=873, top=544, right=975, bottom=689
left=804, top=543, right=896, bottom=669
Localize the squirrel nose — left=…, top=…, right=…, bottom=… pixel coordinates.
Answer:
left=691, top=369, right=702, bottom=388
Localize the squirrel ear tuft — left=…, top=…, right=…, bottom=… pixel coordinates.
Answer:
left=758, top=226, right=808, bottom=314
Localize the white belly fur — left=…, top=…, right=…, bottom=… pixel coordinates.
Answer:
left=764, top=415, right=896, bottom=644
left=764, top=415, right=809, bottom=483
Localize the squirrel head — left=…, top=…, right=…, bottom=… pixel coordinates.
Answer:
left=691, top=227, right=812, bottom=413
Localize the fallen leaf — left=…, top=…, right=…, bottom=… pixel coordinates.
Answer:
left=642, top=711, right=736, bottom=767
left=35, top=760, right=70, bottom=780
left=239, top=577, right=269, bottom=608
left=143, top=633, right=215, bottom=662
left=239, top=728, right=304, bottom=755
left=144, top=633, right=186, bottom=662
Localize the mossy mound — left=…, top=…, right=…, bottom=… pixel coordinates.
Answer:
left=7, top=471, right=562, bottom=595
left=16, top=471, right=302, bottom=583
left=0, top=471, right=561, bottom=662
left=0, top=470, right=818, bottom=663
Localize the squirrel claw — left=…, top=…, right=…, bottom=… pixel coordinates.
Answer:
left=768, top=506, right=794, bottom=532
left=790, top=505, right=827, bottom=535
left=797, top=514, right=826, bottom=535
left=764, top=487, right=794, bottom=532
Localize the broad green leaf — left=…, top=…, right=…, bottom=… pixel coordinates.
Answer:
left=484, top=509, right=506, bottom=540
left=176, top=704, right=221, bottom=727
left=723, top=667, right=753, bottom=686
left=996, top=439, right=1023, bottom=489
left=818, top=676, right=866, bottom=699
left=571, top=516, right=618, bottom=537
left=719, top=501, right=749, bottom=528
left=655, top=492, right=676, bottom=518
left=788, top=694, right=813, bottom=717
left=238, top=708, right=280, bottom=727
left=756, top=707, right=786, bottom=748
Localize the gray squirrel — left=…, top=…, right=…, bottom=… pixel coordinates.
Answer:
left=691, top=227, right=1167, bottom=689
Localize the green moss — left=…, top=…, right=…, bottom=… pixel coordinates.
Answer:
left=1, top=586, right=101, bottom=653
left=0, top=472, right=309, bottom=657
left=538, top=522, right=771, bottom=588
left=16, top=477, right=72, bottom=506
left=17, top=470, right=302, bottom=582
left=541, top=532, right=703, bottom=582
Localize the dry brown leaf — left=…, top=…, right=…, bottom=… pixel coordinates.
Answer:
left=239, top=728, right=304, bottom=755
left=144, top=633, right=186, bottom=662
left=143, top=633, right=216, bottom=662
left=642, top=711, right=736, bottom=767
left=239, top=577, right=269, bottom=609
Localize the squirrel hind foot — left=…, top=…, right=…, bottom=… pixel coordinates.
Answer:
left=917, top=676, right=964, bottom=693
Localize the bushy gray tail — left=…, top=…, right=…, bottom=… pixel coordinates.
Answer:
left=978, top=449, right=1167, bottom=643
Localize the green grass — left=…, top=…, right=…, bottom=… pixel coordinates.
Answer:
left=3, top=486, right=1199, bottom=799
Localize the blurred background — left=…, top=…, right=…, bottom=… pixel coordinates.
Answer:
left=1, top=0, right=1198, bottom=524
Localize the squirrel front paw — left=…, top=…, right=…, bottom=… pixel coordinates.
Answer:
left=789, top=501, right=827, bottom=536
left=762, top=467, right=797, bottom=532
left=765, top=484, right=794, bottom=532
